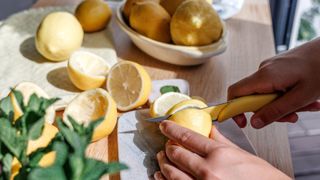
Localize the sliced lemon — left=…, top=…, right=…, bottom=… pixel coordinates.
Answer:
left=107, top=61, right=152, bottom=111
left=67, top=51, right=111, bottom=91
left=63, top=88, right=118, bottom=142
left=166, top=99, right=207, bottom=115
left=10, top=82, right=56, bottom=124
left=150, top=92, right=190, bottom=117
left=169, top=108, right=212, bottom=137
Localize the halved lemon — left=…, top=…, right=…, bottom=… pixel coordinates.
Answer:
left=106, top=61, right=152, bottom=111
left=150, top=92, right=190, bottom=117
left=63, top=88, right=118, bottom=142
left=166, top=99, right=207, bottom=115
left=67, top=51, right=111, bottom=91
left=10, top=82, right=56, bottom=124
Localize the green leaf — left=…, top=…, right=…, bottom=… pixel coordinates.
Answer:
left=2, top=153, right=13, bottom=179
left=69, top=154, right=84, bottom=180
left=28, top=166, right=66, bottom=180
left=67, top=116, right=84, bottom=134
left=39, top=98, right=59, bottom=112
left=160, top=85, right=181, bottom=94
left=0, top=96, right=14, bottom=118
left=27, top=94, right=41, bottom=112
left=27, top=117, right=44, bottom=140
left=0, top=118, right=26, bottom=159
left=52, top=142, right=68, bottom=166
left=82, top=159, right=128, bottom=180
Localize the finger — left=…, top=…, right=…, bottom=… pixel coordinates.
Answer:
left=210, top=125, right=239, bottom=148
left=159, top=121, right=216, bottom=156
left=165, top=143, right=205, bottom=178
left=251, top=85, right=307, bottom=129
left=275, top=113, right=298, bottom=123
left=297, top=101, right=320, bottom=112
left=157, top=151, right=193, bottom=180
left=154, top=171, right=166, bottom=180
left=259, top=59, right=273, bottom=69
left=232, top=114, right=247, bottom=128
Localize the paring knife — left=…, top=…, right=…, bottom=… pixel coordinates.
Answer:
left=145, top=93, right=278, bottom=123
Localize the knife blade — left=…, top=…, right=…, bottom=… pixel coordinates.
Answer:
left=145, top=93, right=278, bottom=123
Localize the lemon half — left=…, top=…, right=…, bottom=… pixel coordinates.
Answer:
left=150, top=92, right=190, bottom=117
left=107, top=61, right=152, bottom=111
left=63, top=88, right=118, bottom=142
left=67, top=51, right=111, bottom=91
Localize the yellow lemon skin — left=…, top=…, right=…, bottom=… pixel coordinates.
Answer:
left=11, top=124, right=58, bottom=179
left=166, top=99, right=207, bottom=115
left=75, top=0, right=112, bottom=32
left=129, top=1, right=171, bottom=43
left=169, top=108, right=212, bottom=137
left=160, top=0, right=213, bottom=16
left=123, top=0, right=159, bottom=19
left=35, top=12, right=84, bottom=61
left=170, top=0, right=222, bottom=46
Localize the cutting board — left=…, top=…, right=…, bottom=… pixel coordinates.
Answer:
left=0, top=6, right=117, bottom=98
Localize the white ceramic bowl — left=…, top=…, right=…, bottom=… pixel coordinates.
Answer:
left=115, top=2, right=227, bottom=66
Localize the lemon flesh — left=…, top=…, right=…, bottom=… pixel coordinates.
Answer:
left=35, top=12, right=84, bottom=61
left=170, top=0, right=222, bottom=46
left=75, top=0, right=112, bottom=32
left=169, top=108, right=212, bottom=137
left=68, top=51, right=110, bottom=91
left=107, top=61, right=152, bottom=111
left=63, top=88, right=118, bottom=142
left=150, top=92, right=190, bottom=117
left=10, top=82, right=56, bottom=124
left=129, top=1, right=171, bottom=43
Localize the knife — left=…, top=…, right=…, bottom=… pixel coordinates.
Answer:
left=145, top=93, right=278, bottom=123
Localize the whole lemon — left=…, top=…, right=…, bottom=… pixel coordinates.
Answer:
left=35, top=12, right=84, bottom=61
left=123, top=0, right=159, bottom=19
left=160, top=0, right=213, bottom=16
left=75, top=0, right=112, bottom=32
left=169, top=108, right=212, bottom=137
left=170, top=0, right=222, bottom=46
left=129, top=1, right=171, bottom=43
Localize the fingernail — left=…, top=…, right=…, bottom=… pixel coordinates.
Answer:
left=159, top=122, right=164, bottom=132
left=157, top=151, right=164, bottom=159
left=154, top=171, right=164, bottom=180
left=252, top=118, right=264, bottom=128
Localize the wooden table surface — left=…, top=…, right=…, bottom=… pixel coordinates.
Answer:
left=32, top=0, right=294, bottom=178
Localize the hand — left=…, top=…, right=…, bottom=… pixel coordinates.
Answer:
left=228, top=38, right=320, bottom=128
left=154, top=120, right=290, bottom=180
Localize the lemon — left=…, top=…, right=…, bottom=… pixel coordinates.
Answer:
left=170, top=0, right=222, bottom=46
left=166, top=99, right=207, bottom=115
left=36, top=12, right=83, bottom=61
left=129, top=1, right=171, bottom=43
left=75, top=0, right=112, bottom=32
left=67, top=51, right=111, bottom=91
left=107, top=61, right=152, bottom=111
left=63, top=88, right=118, bottom=142
left=10, top=82, right=56, bottom=124
left=123, top=0, right=159, bottom=19
left=169, top=108, right=212, bottom=137
left=160, top=0, right=213, bottom=15
left=150, top=92, right=190, bottom=117
left=11, top=123, right=58, bottom=179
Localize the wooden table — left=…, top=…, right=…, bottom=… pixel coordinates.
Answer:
left=32, top=0, right=294, bottom=178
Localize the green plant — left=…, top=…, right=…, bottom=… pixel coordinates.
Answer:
left=0, top=90, right=127, bottom=180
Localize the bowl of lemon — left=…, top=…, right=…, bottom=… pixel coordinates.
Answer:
left=116, top=0, right=227, bottom=66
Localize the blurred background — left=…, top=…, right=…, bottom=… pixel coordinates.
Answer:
left=1, top=0, right=320, bottom=179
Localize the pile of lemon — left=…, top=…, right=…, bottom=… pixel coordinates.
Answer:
left=124, top=0, right=223, bottom=46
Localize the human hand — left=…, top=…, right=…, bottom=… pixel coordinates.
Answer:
left=228, top=38, right=320, bottom=128
left=154, top=120, right=290, bottom=180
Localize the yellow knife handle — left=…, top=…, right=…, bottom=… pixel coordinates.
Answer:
left=217, top=93, right=278, bottom=122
